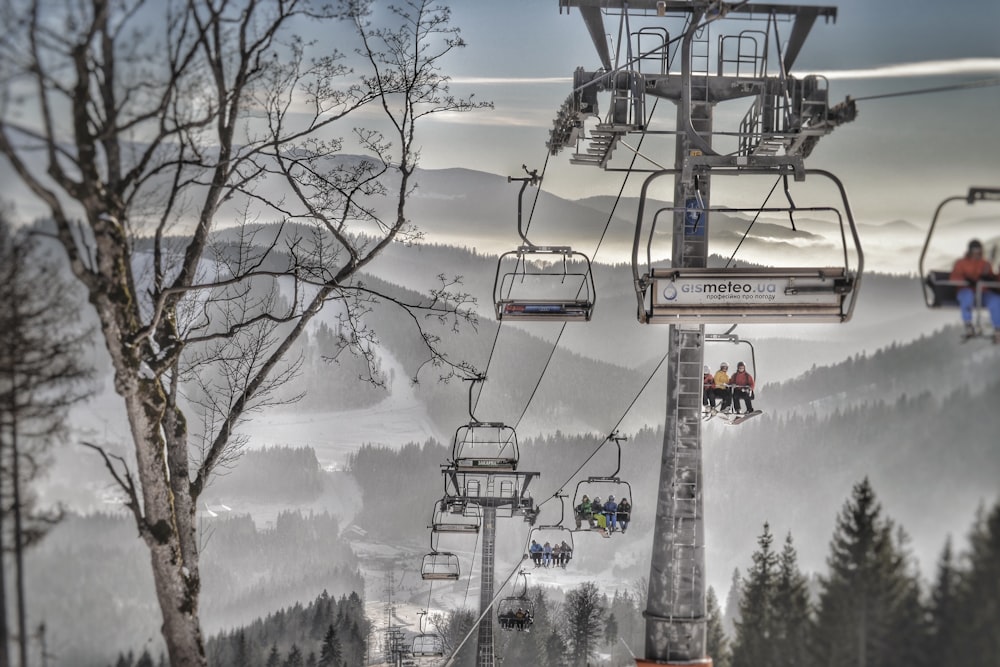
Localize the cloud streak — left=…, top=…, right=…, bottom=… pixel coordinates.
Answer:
left=811, top=57, right=1000, bottom=80
left=450, top=76, right=572, bottom=85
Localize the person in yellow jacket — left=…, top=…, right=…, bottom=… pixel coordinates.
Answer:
left=711, top=362, right=732, bottom=412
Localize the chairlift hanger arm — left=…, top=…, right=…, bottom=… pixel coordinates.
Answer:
left=463, top=375, right=486, bottom=423
left=508, top=167, right=540, bottom=248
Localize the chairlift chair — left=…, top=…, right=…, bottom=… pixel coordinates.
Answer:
left=527, top=494, right=575, bottom=568
left=570, top=433, right=633, bottom=535
left=451, top=377, right=519, bottom=471
left=494, top=245, right=596, bottom=322
left=498, top=571, right=535, bottom=632
left=410, top=634, right=445, bottom=657
left=420, top=551, right=460, bottom=581
left=411, top=611, right=445, bottom=657
left=452, top=421, right=519, bottom=472
left=632, top=168, right=863, bottom=323
left=918, top=187, right=1000, bottom=315
left=493, top=167, right=597, bottom=322
left=430, top=497, right=481, bottom=534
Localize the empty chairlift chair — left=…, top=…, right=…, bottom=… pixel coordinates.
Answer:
left=420, top=551, right=460, bottom=581
left=632, top=168, right=864, bottom=324
left=450, top=376, right=520, bottom=472
left=431, top=498, right=481, bottom=534
left=494, top=245, right=596, bottom=321
left=919, top=187, right=1000, bottom=314
left=421, top=529, right=461, bottom=582
left=493, top=167, right=597, bottom=322
left=411, top=611, right=445, bottom=657
left=452, top=421, right=519, bottom=472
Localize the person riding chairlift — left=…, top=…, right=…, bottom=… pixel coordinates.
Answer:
left=951, top=239, right=1000, bottom=343
left=730, top=361, right=756, bottom=415
left=703, top=365, right=716, bottom=410
left=712, top=362, right=733, bottom=412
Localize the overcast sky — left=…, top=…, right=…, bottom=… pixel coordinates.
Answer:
left=404, top=0, right=1000, bottom=227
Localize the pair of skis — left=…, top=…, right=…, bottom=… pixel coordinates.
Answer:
left=703, top=407, right=762, bottom=425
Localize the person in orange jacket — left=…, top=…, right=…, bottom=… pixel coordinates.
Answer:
left=950, top=239, right=1000, bottom=343
left=730, top=361, right=756, bottom=414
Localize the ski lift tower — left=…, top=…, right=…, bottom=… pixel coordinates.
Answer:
left=548, top=1, right=860, bottom=664
left=439, top=467, right=539, bottom=667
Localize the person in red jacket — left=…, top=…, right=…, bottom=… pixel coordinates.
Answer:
left=730, top=361, right=756, bottom=414
left=950, top=239, right=1000, bottom=343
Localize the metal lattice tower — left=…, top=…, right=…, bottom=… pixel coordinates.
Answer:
left=477, top=506, right=498, bottom=667
left=548, top=1, right=858, bottom=664
left=440, top=469, right=538, bottom=667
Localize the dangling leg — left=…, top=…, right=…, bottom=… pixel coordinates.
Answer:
left=957, top=288, right=977, bottom=337
left=985, top=291, right=1000, bottom=343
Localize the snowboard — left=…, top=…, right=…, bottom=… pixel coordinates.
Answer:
left=727, top=409, right=762, bottom=425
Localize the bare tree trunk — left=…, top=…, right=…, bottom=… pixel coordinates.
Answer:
left=8, top=297, right=25, bottom=667
left=0, top=457, right=9, bottom=667
left=10, top=423, right=26, bottom=667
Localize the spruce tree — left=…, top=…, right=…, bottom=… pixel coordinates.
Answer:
left=282, top=644, right=303, bottom=667
left=958, top=502, right=1000, bottom=665
left=564, top=582, right=605, bottom=666
left=722, top=568, right=742, bottom=639
left=265, top=644, right=281, bottom=667
left=812, top=478, right=926, bottom=667
left=706, top=586, right=731, bottom=667
left=772, top=533, right=812, bottom=667
left=318, top=625, right=341, bottom=667
left=731, top=523, right=778, bottom=667
left=927, top=538, right=959, bottom=665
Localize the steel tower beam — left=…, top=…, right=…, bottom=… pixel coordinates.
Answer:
left=477, top=506, right=497, bottom=667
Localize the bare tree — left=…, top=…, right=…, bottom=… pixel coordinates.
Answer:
left=0, top=1, right=486, bottom=664
left=0, top=215, right=94, bottom=667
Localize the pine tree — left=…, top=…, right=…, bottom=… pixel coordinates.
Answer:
left=564, top=582, right=605, bottom=666
left=545, top=631, right=567, bottom=667
left=772, top=533, right=812, bottom=667
left=706, top=587, right=731, bottom=667
left=722, top=568, right=742, bottom=639
left=927, top=538, right=959, bottom=664
left=265, top=643, right=281, bottom=667
left=135, top=649, right=154, bottom=667
left=812, top=478, right=927, bottom=667
left=282, top=644, right=303, bottom=667
left=318, top=625, right=341, bottom=667
left=958, top=502, right=1000, bottom=665
left=604, top=612, right=619, bottom=647
left=731, top=523, right=778, bottom=667
left=233, top=630, right=251, bottom=667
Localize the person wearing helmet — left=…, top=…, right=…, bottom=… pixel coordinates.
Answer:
left=950, top=239, right=1000, bottom=343
left=712, top=362, right=732, bottom=412
left=603, top=494, right=618, bottom=533
left=730, top=361, right=756, bottom=414
left=702, top=364, right=716, bottom=410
